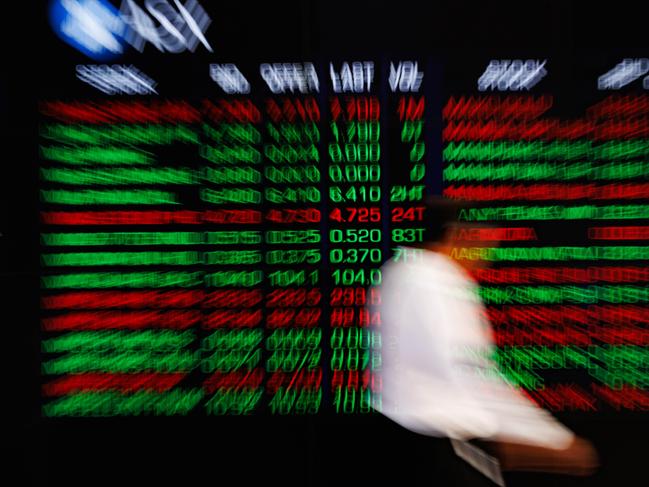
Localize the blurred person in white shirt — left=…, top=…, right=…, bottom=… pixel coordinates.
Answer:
left=370, top=196, right=598, bottom=483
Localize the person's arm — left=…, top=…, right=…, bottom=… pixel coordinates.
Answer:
left=377, top=257, right=599, bottom=476
left=440, top=276, right=599, bottom=475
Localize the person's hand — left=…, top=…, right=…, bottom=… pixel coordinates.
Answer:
left=553, top=436, right=599, bottom=476
left=485, top=436, right=599, bottom=475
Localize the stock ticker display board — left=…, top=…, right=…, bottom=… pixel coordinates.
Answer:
left=27, top=0, right=649, bottom=420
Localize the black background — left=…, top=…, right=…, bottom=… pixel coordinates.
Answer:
left=3, top=1, right=649, bottom=485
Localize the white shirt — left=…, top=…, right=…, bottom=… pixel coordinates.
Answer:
left=371, top=247, right=575, bottom=449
